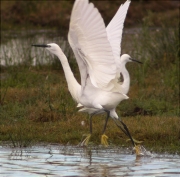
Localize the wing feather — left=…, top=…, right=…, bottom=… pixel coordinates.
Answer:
left=106, top=0, right=131, bottom=62
left=68, top=0, right=116, bottom=91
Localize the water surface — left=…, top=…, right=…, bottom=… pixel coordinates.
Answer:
left=0, top=29, right=141, bottom=66
left=0, top=145, right=179, bottom=177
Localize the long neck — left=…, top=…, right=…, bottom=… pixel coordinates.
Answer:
left=121, top=65, right=130, bottom=95
left=56, top=51, right=81, bottom=103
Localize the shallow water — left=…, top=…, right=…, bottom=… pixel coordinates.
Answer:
left=0, top=29, right=140, bottom=67
left=0, top=145, right=179, bottom=177
left=0, top=30, right=70, bottom=66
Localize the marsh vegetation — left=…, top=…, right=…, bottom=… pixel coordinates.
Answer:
left=0, top=1, right=179, bottom=153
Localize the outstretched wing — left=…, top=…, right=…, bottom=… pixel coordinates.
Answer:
left=68, top=0, right=116, bottom=91
left=106, top=0, right=131, bottom=62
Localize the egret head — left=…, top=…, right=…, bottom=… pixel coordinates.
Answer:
left=120, top=54, right=142, bottom=64
left=32, top=43, right=61, bottom=56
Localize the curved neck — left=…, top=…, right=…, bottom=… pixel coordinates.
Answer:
left=121, top=65, right=130, bottom=95
left=56, top=51, right=81, bottom=102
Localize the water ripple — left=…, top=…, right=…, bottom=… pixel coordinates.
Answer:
left=0, top=145, right=180, bottom=177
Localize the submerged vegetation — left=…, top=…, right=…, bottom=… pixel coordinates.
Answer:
left=0, top=1, right=179, bottom=153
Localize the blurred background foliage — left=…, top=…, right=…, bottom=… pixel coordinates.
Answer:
left=1, top=0, right=179, bottom=34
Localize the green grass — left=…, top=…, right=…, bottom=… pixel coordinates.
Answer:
left=0, top=20, right=179, bottom=153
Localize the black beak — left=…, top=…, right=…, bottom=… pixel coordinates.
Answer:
left=32, top=44, right=50, bottom=48
left=130, top=58, right=143, bottom=64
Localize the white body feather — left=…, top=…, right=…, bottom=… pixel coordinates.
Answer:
left=44, top=0, right=132, bottom=119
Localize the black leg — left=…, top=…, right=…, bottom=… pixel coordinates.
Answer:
left=119, top=119, right=135, bottom=147
left=102, top=111, right=110, bottom=134
left=113, top=119, right=128, bottom=136
left=113, top=118, right=135, bottom=147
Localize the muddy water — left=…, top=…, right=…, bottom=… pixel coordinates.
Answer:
left=0, top=145, right=179, bottom=177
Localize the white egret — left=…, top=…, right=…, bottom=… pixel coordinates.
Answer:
left=32, top=0, right=142, bottom=154
left=74, top=0, right=142, bottom=146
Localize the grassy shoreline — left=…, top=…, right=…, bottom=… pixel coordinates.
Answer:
left=0, top=66, right=179, bottom=153
left=0, top=110, right=179, bottom=153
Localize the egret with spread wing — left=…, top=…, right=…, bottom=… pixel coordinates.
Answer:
left=32, top=0, right=142, bottom=155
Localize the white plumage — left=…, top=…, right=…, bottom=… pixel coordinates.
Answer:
left=32, top=0, right=142, bottom=152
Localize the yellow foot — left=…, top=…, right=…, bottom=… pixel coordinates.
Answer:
left=133, top=145, right=144, bottom=156
left=80, top=134, right=91, bottom=146
left=101, top=134, right=109, bottom=147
